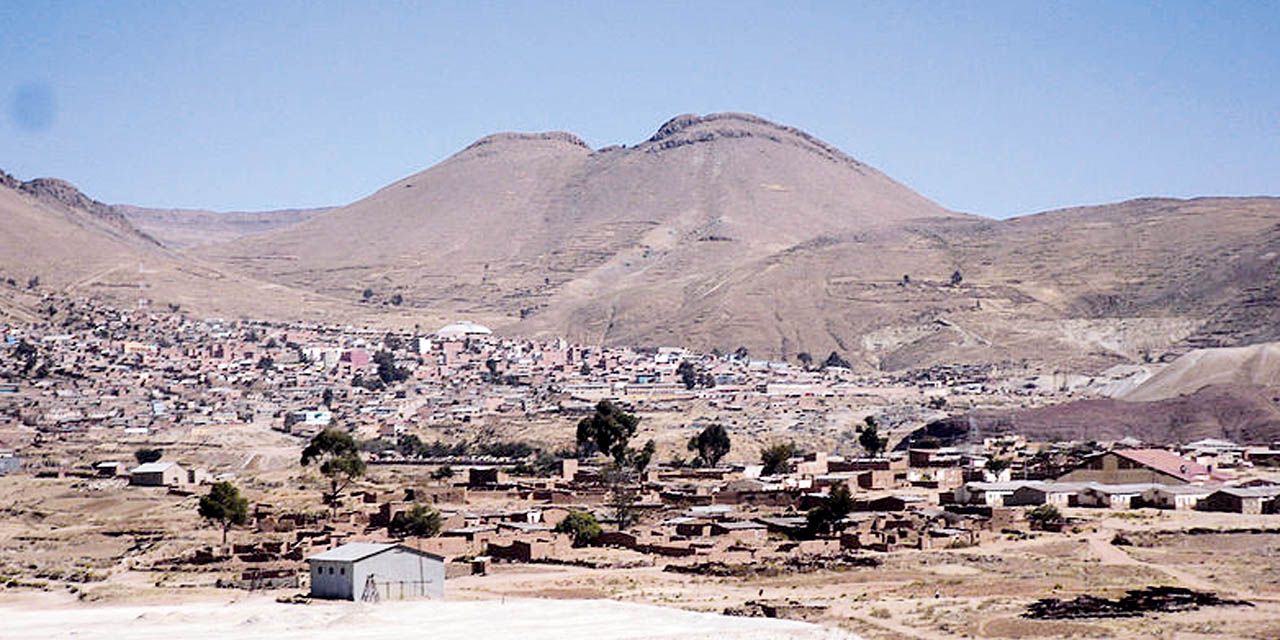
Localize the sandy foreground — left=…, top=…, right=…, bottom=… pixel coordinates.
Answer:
left=0, top=595, right=857, bottom=640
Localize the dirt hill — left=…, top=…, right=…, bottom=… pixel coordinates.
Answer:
left=1120, top=342, right=1280, bottom=402
left=914, top=384, right=1280, bottom=445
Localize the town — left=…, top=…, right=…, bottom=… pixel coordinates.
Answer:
left=3, top=291, right=1279, bottom=638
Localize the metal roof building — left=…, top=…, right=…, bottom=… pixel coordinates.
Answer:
left=307, top=542, right=445, bottom=600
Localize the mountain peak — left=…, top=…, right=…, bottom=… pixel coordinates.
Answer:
left=644, top=112, right=867, bottom=170
left=459, top=131, right=590, bottom=155
left=0, top=169, right=159, bottom=245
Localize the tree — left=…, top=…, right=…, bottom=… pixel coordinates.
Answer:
left=383, top=331, right=403, bottom=351
left=374, top=350, right=409, bottom=384
left=733, top=346, right=750, bottom=360
left=362, top=288, right=374, bottom=301
left=300, top=428, right=367, bottom=515
left=575, top=400, right=639, bottom=462
left=797, top=352, right=814, bottom=369
left=390, top=293, right=404, bottom=306
left=554, top=511, right=603, bottom=546
left=389, top=504, right=442, bottom=538
left=198, top=481, right=249, bottom=545
left=806, top=482, right=855, bottom=536
left=824, top=351, right=852, bottom=370
left=322, top=388, right=335, bottom=408
left=859, top=422, right=888, bottom=457
left=676, top=361, right=697, bottom=390
left=431, top=465, right=455, bottom=481
left=602, top=464, right=640, bottom=531
left=1027, top=504, right=1062, bottom=530
left=256, top=355, right=274, bottom=371
left=613, top=439, right=656, bottom=474
left=951, top=270, right=963, bottom=286
left=760, top=442, right=800, bottom=475
left=397, top=434, right=424, bottom=458
left=688, top=423, right=731, bottom=467
left=986, top=457, right=1011, bottom=477
left=134, top=448, right=163, bottom=464
left=26, top=275, right=39, bottom=289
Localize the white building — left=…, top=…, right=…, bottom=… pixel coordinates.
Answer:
left=307, top=542, right=445, bottom=600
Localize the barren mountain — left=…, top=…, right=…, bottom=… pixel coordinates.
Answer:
left=191, top=113, right=1280, bottom=370
left=7, top=113, right=1280, bottom=374
left=118, top=205, right=328, bottom=249
left=0, top=172, right=381, bottom=324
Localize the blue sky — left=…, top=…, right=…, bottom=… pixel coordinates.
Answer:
left=2, top=1, right=1277, bottom=217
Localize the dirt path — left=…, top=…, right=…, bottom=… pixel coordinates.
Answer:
left=1085, top=532, right=1221, bottom=592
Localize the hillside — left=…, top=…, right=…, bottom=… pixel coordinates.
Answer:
left=7, top=112, right=1280, bottom=373
left=195, top=112, right=962, bottom=353
left=1120, top=342, right=1280, bottom=402
left=0, top=171, right=378, bottom=324
left=192, top=114, right=1280, bottom=370
left=913, top=384, right=1280, bottom=445
left=118, top=205, right=328, bottom=249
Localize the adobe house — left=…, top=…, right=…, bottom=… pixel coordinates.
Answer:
left=307, top=542, right=444, bottom=600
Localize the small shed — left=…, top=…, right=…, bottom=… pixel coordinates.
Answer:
left=307, top=542, right=445, bottom=600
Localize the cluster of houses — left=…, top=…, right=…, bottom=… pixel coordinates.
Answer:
left=951, top=447, right=1280, bottom=514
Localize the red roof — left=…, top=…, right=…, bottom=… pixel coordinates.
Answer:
left=1113, top=448, right=1212, bottom=482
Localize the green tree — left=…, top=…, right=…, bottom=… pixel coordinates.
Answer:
left=397, top=434, right=424, bottom=458
left=198, top=481, right=249, bottom=545
left=676, top=361, right=697, bottom=390
left=134, top=448, right=163, bottom=464
left=389, top=504, right=442, bottom=538
left=806, top=482, right=855, bottom=536
left=688, top=423, right=731, bottom=467
left=554, top=511, right=603, bottom=546
left=760, top=442, right=800, bottom=475
left=300, top=428, right=367, bottom=516
left=951, top=270, right=963, bottom=286
left=1027, top=504, right=1062, bottom=530
left=625, top=439, right=656, bottom=473
left=986, top=457, right=1012, bottom=477
left=859, top=419, right=887, bottom=457
left=575, top=400, right=639, bottom=462
left=431, top=465, right=455, bottom=481
left=362, top=288, right=374, bottom=301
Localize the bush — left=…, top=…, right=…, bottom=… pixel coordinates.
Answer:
left=555, top=511, right=602, bottom=546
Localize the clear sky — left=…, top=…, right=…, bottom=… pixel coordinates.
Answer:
left=2, top=1, right=1277, bottom=218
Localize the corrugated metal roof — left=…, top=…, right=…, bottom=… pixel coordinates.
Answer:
left=306, top=542, right=394, bottom=562
left=131, top=462, right=177, bottom=473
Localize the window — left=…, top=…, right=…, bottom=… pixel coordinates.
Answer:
left=328, top=566, right=334, bottom=575
left=340, top=567, right=345, bottom=575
